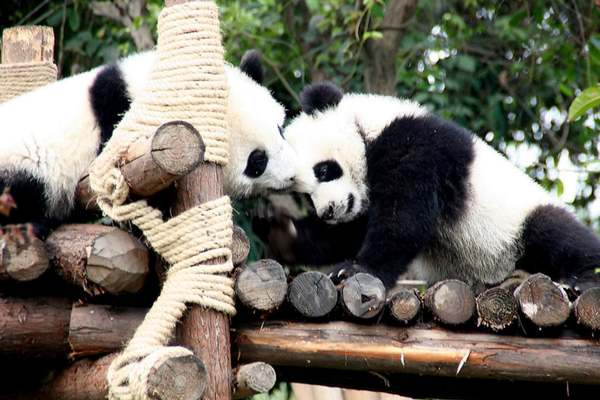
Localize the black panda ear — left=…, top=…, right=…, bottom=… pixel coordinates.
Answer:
left=240, top=49, right=264, bottom=85
left=299, top=82, right=343, bottom=115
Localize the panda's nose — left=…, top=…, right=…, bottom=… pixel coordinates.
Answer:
left=322, top=204, right=335, bottom=220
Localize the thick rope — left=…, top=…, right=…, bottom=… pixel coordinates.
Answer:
left=87, top=3, right=234, bottom=399
left=0, top=62, right=57, bottom=103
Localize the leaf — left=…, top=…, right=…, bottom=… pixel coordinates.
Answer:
left=568, top=86, right=600, bottom=122
left=555, top=179, right=564, bottom=197
left=68, top=9, right=80, bottom=31
left=456, top=55, right=476, bottom=72
left=362, top=31, right=383, bottom=41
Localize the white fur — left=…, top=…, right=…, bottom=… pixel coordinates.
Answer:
left=0, top=51, right=295, bottom=218
left=421, top=138, right=557, bottom=285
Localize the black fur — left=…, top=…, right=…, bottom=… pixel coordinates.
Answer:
left=240, top=50, right=264, bottom=84
left=0, top=170, right=57, bottom=227
left=299, top=82, right=343, bottom=115
left=244, top=149, right=268, bottom=178
left=89, top=64, right=131, bottom=150
left=518, top=205, right=600, bottom=292
left=313, top=160, right=343, bottom=182
left=353, top=115, right=475, bottom=287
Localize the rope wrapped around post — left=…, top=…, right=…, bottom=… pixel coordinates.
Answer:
left=0, top=62, right=57, bottom=103
left=88, top=2, right=234, bottom=399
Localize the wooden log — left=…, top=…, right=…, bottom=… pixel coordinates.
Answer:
left=387, top=288, right=421, bottom=323
left=2, top=26, right=54, bottom=64
left=232, top=362, right=276, bottom=399
left=23, top=352, right=207, bottom=400
left=232, top=226, right=250, bottom=266
left=0, top=227, right=49, bottom=281
left=424, top=279, right=475, bottom=325
left=288, top=271, right=337, bottom=318
left=341, top=273, right=386, bottom=319
left=46, top=224, right=149, bottom=295
left=235, top=259, right=287, bottom=312
left=76, top=120, right=205, bottom=211
left=236, top=321, right=600, bottom=384
left=476, top=287, right=517, bottom=332
left=574, top=287, right=600, bottom=331
left=514, top=273, right=571, bottom=328
left=0, top=296, right=70, bottom=357
left=69, top=304, right=146, bottom=357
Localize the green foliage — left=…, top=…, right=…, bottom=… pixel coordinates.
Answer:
left=569, top=86, right=600, bottom=122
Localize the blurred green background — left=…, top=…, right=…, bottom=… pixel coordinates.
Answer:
left=2, top=0, right=599, bottom=231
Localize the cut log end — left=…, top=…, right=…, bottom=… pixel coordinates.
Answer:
left=341, top=273, right=386, bottom=319
left=514, top=273, right=571, bottom=328
left=424, top=279, right=475, bottom=325
left=231, top=226, right=250, bottom=266
left=476, top=287, right=517, bottom=331
left=233, top=362, right=276, bottom=399
left=388, top=288, right=421, bottom=323
left=235, top=259, right=287, bottom=312
left=86, top=229, right=149, bottom=294
left=0, top=234, right=49, bottom=281
left=574, top=287, right=600, bottom=331
left=288, top=271, right=337, bottom=318
left=145, top=354, right=207, bottom=400
left=151, top=121, right=205, bottom=176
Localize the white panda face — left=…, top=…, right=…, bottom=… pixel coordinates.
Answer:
left=223, top=53, right=297, bottom=198
left=285, top=108, right=368, bottom=224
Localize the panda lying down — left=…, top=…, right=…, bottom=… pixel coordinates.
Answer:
left=0, top=50, right=296, bottom=230
left=277, top=82, right=600, bottom=293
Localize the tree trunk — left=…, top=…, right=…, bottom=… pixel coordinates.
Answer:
left=362, top=0, right=417, bottom=95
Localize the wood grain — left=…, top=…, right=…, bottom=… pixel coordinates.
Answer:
left=1, top=26, right=54, bottom=64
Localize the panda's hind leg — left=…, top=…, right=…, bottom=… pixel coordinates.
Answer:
left=517, top=204, right=600, bottom=292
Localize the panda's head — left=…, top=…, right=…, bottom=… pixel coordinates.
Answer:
left=284, top=82, right=369, bottom=224
left=224, top=50, right=296, bottom=198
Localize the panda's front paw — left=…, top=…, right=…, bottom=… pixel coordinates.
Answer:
left=327, top=261, right=372, bottom=285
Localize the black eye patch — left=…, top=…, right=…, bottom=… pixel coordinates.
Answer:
left=244, top=149, right=269, bottom=178
left=313, top=160, right=343, bottom=182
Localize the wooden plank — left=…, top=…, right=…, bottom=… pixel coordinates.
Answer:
left=236, top=321, right=600, bottom=385
left=2, top=26, right=54, bottom=64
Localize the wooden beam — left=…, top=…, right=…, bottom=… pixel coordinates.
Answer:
left=1, top=26, right=54, bottom=64
left=235, top=321, right=600, bottom=384
left=0, top=296, right=70, bottom=357
left=164, top=1, right=232, bottom=399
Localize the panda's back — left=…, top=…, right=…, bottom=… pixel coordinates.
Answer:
left=425, top=135, right=555, bottom=285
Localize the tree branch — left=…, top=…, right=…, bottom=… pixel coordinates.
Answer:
left=90, top=0, right=154, bottom=51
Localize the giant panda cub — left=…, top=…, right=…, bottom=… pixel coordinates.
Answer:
left=0, top=50, right=296, bottom=231
left=281, top=82, right=600, bottom=293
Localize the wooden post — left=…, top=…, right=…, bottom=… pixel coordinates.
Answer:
left=0, top=26, right=55, bottom=279
left=232, top=362, right=277, bottom=399
left=165, top=1, right=232, bottom=399
left=1, top=26, right=54, bottom=64
left=387, top=288, right=421, bottom=324
left=424, top=279, right=475, bottom=325
left=341, top=273, right=386, bottom=319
